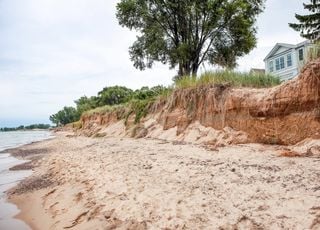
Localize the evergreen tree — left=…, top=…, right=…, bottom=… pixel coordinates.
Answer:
left=289, top=0, right=320, bottom=41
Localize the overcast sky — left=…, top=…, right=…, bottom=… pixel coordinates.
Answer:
left=0, top=0, right=307, bottom=127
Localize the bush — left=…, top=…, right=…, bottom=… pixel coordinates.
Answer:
left=74, top=96, right=99, bottom=115
left=50, top=106, right=80, bottom=126
left=129, top=99, right=152, bottom=123
left=71, top=121, right=82, bottom=130
left=97, top=86, right=133, bottom=106
left=132, top=85, right=170, bottom=100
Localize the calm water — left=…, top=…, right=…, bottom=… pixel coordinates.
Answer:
left=0, top=131, right=53, bottom=230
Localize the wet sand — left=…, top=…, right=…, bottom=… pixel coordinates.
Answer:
left=0, top=154, right=32, bottom=230
left=0, top=133, right=53, bottom=230
left=7, top=133, right=320, bottom=229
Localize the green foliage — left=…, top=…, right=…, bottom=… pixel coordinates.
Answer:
left=97, top=86, right=133, bottom=106
left=175, top=71, right=281, bottom=89
left=74, top=96, right=99, bottom=115
left=49, top=106, right=80, bottom=126
left=50, top=84, right=171, bottom=126
left=82, top=86, right=169, bottom=124
left=0, top=124, right=51, bottom=132
left=289, top=0, right=320, bottom=41
left=132, top=85, right=170, bottom=100
left=116, top=0, right=265, bottom=76
left=129, top=99, right=153, bottom=123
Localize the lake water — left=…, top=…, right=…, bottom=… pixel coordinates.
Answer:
left=0, top=131, right=53, bottom=230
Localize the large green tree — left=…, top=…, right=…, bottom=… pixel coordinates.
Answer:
left=74, top=96, right=99, bottom=115
left=97, top=86, right=133, bottom=106
left=289, top=0, right=320, bottom=41
left=117, top=0, right=265, bottom=77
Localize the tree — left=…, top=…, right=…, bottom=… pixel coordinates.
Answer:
left=289, top=0, right=320, bottom=42
left=97, top=86, right=133, bottom=106
left=74, top=96, right=99, bottom=115
left=116, top=0, right=265, bottom=77
left=49, top=106, right=80, bottom=126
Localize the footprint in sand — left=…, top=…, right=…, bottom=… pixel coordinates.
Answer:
left=63, top=211, right=89, bottom=229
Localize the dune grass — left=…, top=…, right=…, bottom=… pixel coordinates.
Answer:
left=175, top=71, right=281, bottom=89
left=82, top=104, right=126, bottom=116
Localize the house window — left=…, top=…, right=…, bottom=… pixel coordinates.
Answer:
left=287, top=54, right=292, bottom=67
left=275, top=56, right=285, bottom=70
left=269, top=60, right=274, bottom=72
left=275, top=58, right=280, bottom=71
left=280, top=57, right=285, bottom=69
left=298, top=48, right=304, bottom=61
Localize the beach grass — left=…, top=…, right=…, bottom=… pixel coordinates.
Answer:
left=82, top=104, right=126, bottom=116
left=175, top=71, right=281, bottom=89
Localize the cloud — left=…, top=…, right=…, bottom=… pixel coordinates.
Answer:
left=0, top=0, right=308, bottom=126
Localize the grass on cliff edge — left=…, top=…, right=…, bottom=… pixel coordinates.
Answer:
left=175, top=71, right=281, bottom=89
left=82, top=104, right=127, bottom=116
left=81, top=71, right=280, bottom=123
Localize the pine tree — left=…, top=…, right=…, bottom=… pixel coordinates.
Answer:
left=289, top=0, right=320, bottom=41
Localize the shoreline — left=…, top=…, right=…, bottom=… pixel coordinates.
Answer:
left=0, top=132, right=54, bottom=230
left=0, top=153, right=32, bottom=230
left=6, top=133, right=320, bottom=229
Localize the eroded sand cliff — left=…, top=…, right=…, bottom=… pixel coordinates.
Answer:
left=80, top=58, right=320, bottom=146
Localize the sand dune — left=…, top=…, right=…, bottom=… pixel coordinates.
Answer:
left=7, top=133, right=320, bottom=229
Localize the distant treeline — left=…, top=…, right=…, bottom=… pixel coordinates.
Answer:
left=0, top=124, right=51, bottom=132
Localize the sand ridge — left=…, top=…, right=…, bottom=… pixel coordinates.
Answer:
left=7, top=133, right=320, bottom=229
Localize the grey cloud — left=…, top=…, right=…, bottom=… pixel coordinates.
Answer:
left=0, top=0, right=307, bottom=126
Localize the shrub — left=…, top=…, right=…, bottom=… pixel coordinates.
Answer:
left=71, top=121, right=82, bottom=130
left=97, top=86, right=133, bottom=106
left=50, top=106, right=80, bottom=126
left=129, top=99, right=152, bottom=123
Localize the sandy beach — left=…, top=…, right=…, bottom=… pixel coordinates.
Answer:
left=6, top=132, right=320, bottom=229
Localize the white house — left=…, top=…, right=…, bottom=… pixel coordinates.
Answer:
left=264, top=40, right=311, bottom=81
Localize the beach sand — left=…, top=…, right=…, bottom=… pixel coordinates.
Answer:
left=7, top=132, right=320, bottom=229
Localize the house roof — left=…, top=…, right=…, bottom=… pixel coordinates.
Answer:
left=249, top=68, right=265, bottom=74
left=263, top=40, right=310, bottom=61
left=263, top=43, right=295, bottom=61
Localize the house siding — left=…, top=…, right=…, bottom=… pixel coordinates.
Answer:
left=265, top=49, right=298, bottom=81
left=295, top=44, right=310, bottom=71
left=264, top=41, right=310, bottom=81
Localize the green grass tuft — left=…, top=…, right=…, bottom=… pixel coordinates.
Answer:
left=175, top=71, right=281, bottom=89
left=128, top=98, right=155, bottom=124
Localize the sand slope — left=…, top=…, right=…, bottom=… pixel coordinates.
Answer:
left=8, top=133, right=320, bottom=229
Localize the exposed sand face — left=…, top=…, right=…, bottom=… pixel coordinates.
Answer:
left=8, top=133, right=320, bottom=230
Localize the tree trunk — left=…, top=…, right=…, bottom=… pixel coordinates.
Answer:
left=178, top=62, right=191, bottom=77
left=191, top=63, right=199, bottom=76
